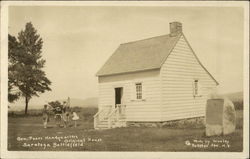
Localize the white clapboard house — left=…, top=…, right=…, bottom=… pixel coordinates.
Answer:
left=94, top=22, right=218, bottom=129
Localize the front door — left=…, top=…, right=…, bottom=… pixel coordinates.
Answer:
left=115, top=87, right=123, bottom=108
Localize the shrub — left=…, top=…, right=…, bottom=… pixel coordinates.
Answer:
left=233, top=101, right=243, bottom=110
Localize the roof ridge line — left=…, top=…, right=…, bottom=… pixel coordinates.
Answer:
left=121, top=33, right=170, bottom=45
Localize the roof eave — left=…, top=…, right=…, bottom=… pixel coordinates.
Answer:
left=95, top=45, right=122, bottom=77
left=96, top=67, right=160, bottom=77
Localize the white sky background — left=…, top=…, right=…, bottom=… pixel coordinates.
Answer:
left=8, top=6, right=244, bottom=108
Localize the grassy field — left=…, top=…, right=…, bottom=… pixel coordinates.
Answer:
left=8, top=107, right=243, bottom=151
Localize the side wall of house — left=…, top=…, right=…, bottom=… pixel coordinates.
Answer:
left=160, top=35, right=217, bottom=121
left=98, top=70, right=162, bottom=121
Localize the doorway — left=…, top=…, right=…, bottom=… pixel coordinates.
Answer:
left=115, top=87, right=123, bottom=108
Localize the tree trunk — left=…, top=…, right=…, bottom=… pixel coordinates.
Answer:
left=25, top=95, right=29, bottom=115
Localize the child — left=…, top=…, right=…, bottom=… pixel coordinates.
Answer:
left=72, top=111, right=79, bottom=127
left=42, top=105, right=49, bottom=128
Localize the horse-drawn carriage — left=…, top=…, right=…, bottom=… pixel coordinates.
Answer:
left=44, top=97, right=71, bottom=128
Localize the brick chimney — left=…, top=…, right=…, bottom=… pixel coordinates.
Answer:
left=170, top=22, right=182, bottom=36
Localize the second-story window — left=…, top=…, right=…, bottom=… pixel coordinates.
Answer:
left=194, top=80, right=199, bottom=96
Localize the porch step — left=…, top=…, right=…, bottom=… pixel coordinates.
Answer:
left=94, top=104, right=127, bottom=129
left=96, top=120, right=109, bottom=129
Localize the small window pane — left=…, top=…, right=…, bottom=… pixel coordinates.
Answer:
left=136, top=83, right=142, bottom=99
left=194, top=80, right=198, bottom=95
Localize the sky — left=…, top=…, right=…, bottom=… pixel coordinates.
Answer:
left=8, top=6, right=244, bottom=109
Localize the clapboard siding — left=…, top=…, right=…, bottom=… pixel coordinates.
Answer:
left=97, top=33, right=217, bottom=124
left=98, top=69, right=162, bottom=121
left=160, top=35, right=217, bottom=121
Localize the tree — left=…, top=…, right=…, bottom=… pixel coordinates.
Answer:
left=9, top=22, right=52, bottom=114
left=8, top=34, right=21, bottom=103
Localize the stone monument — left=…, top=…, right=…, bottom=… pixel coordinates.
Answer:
left=205, top=98, right=236, bottom=136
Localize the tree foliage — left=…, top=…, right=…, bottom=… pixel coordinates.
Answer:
left=8, top=22, right=52, bottom=114
left=8, top=35, right=21, bottom=103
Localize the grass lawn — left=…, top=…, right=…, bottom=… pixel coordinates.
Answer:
left=8, top=107, right=243, bottom=151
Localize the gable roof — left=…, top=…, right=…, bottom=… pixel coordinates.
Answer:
left=96, top=33, right=181, bottom=76
left=96, top=32, right=219, bottom=85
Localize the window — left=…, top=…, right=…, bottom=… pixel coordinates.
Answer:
left=135, top=83, right=142, bottom=99
left=193, top=79, right=200, bottom=96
